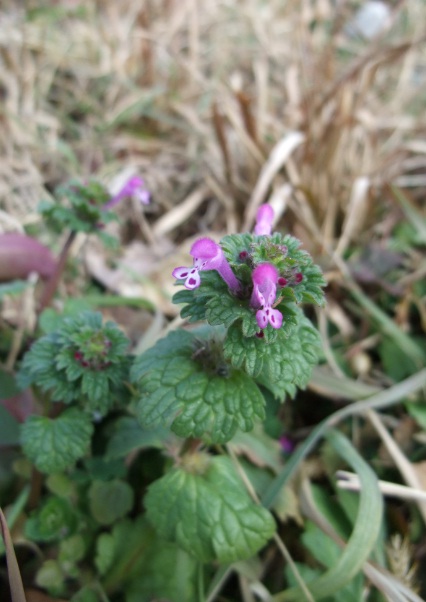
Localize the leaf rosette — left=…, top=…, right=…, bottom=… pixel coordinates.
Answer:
left=19, top=311, right=130, bottom=413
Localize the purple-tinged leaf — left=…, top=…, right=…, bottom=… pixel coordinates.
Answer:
left=0, top=233, right=56, bottom=281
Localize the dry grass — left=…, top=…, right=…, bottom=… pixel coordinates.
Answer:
left=0, top=0, right=425, bottom=241
left=1, top=2, right=426, bottom=600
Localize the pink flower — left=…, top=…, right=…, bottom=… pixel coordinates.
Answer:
left=173, top=237, right=240, bottom=292
left=254, top=204, right=274, bottom=236
left=251, top=263, right=283, bottom=329
left=104, top=176, right=150, bottom=209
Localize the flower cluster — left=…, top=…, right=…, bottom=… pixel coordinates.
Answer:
left=173, top=204, right=288, bottom=331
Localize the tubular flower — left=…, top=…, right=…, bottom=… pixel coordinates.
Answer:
left=251, top=263, right=283, bottom=330
left=254, top=204, right=274, bottom=236
left=104, top=176, right=150, bottom=209
left=173, top=237, right=240, bottom=292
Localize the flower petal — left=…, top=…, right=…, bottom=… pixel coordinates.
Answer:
left=254, top=204, right=274, bottom=235
left=256, top=309, right=269, bottom=329
left=268, top=308, right=283, bottom=329
left=172, top=266, right=191, bottom=279
left=184, top=270, right=201, bottom=289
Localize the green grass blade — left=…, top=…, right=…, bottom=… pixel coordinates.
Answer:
left=261, top=368, right=426, bottom=509
left=274, top=430, right=383, bottom=601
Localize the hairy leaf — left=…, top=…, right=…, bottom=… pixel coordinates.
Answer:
left=21, top=408, right=93, bottom=474
left=145, top=455, right=276, bottom=563
left=19, top=311, right=130, bottom=413
left=131, top=330, right=265, bottom=443
left=224, top=315, right=321, bottom=398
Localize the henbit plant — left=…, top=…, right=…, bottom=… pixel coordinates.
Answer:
left=16, top=200, right=326, bottom=600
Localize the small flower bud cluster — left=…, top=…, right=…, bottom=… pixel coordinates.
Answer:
left=172, top=204, right=308, bottom=332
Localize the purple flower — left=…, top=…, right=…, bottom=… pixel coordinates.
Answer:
left=173, top=237, right=240, bottom=292
left=279, top=435, right=294, bottom=454
left=254, top=204, right=274, bottom=236
left=251, top=263, right=283, bottom=329
left=104, top=176, right=150, bottom=209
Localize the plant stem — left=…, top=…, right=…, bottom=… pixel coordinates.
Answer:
left=38, top=230, right=76, bottom=314
left=180, top=437, right=203, bottom=455
left=27, top=469, right=43, bottom=511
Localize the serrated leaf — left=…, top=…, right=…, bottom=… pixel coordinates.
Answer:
left=223, top=313, right=320, bottom=400
left=131, top=330, right=265, bottom=443
left=205, top=294, right=258, bottom=334
left=256, top=317, right=322, bottom=399
left=21, top=408, right=93, bottom=474
left=224, top=325, right=268, bottom=376
left=89, top=480, right=134, bottom=525
left=145, top=455, right=276, bottom=563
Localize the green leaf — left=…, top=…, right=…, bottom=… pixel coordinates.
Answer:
left=131, top=330, right=265, bottom=443
left=46, top=473, right=76, bottom=498
left=0, top=406, right=20, bottom=446
left=406, top=401, right=426, bottom=431
left=25, top=496, right=77, bottom=542
left=84, top=456, right=126, bottom=481
left=35, top=559, right=65, bottom=596
left=95, top=533, right=116, bottom=576
left=125, top=542, right=198, bottom=602
left=145, top=455, right=276, bottom=563
left=21, top=408, right=93, bottom=474
left=99, top=518, right=198, bottom=601
left=71, top=586, right=99, bottom=602
left=105, top=417, right=170, bottom=459
left=101, top=517, right=161, bottom=590
left=59, top=534, right=86, bottom=577
left=0, top=368, right=21, bottom=401
left=379, top=336, right=426, bottom=382
left=224, top=315, right=321, bottom=399
left=19, top=311, right=130, bottom=412
left=222, top=232, right=326, bottom=307
left=89, top=480, right=134, bottom=525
